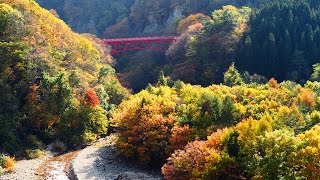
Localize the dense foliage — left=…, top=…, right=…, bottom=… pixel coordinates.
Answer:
left=113, top=82, right=240, bottom=166
left=2, top=0, right=320, bottom=178
left=35, top=0, right=268, bottom=91
left=36, top=0, right=266, bottom=37
left=238, top=0, right=320, bottom=83
left=36, top=0, right=320, bottom=90
left=165, top=0, right=320, bottom=86
left=0, top=0, right=129, bottom=155
left=167, top=5, right=251, bottom=85
left=113, top=72, right=320, bottom=178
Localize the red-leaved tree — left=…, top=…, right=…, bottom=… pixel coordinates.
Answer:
left=84, top=89, right=100, bottom=107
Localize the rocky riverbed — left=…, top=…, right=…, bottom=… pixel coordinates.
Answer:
left=1, top=134, right=163, bottom=180
left=0, top=152, right=51, bottom=180
left=71, top=134, right=163, bottom=180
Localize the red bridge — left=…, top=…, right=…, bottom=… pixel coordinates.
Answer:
left=103, top=36, right=178, bottom=55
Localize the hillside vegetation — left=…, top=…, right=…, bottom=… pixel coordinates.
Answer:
left=36, top=0, right=265, bottom=37
left=167, top=5, right=251, bottom=85
left=1, top=0, right=320, bottom=179
left=33, top=1, right=256, bottom=91
left=165, top=0, right=320, bottom=86
left=38, top=0, right=320, bottom=91
left=0, top=0, right=128, bottom=156
left=113, top=69, right=320, bottom=179
left=238, top=0, right=320, bottom=82
left=106, top=1, right=320, bottom=178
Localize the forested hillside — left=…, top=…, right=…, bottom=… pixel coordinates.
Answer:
left=238, top=0, right=320, bottom=82
left=34, top=0, right=266, bottom=91
left=166, top=5, right=252, bottom=85
left=38, top=0, right=320, bottom=90
left=0, top=0, right=128, bottom=158
left=1, top=0, right=320, bottom=179
left=36, top=0, right=266, bottom=37
left=165, top=0, right=320, bottom=86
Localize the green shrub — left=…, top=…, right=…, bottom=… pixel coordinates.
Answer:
left=52, top=141, right=67, bottom=153
left=25, top=149, right=44, bottom=159
left=26, top=134, right=43, bottom=149
left=0, top=154, right=4, bottom=167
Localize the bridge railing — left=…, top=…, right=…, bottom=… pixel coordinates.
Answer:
left=103, top=36, right=178, bottom=44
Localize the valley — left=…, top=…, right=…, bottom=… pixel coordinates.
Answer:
left=1, top=0, right=320, bottom=179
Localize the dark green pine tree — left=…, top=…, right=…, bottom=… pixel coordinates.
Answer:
left=314, top=26, right=320, bottom=59
left=279, top=29, right=293, bottom=75
left=220, top=96, right=239, bottom=125
left=157, top=70, right=168, bottom=86
left=288, top=50, right=309, bottom=82
left=304, top=24, right=315, bottom=63
left=243, top=36, right=254, bottom=71
left=263, top=33, right=278, bottom=77
left=300, top=31, right=306, bottom=52
left=224, top=63, right=243, bottom=87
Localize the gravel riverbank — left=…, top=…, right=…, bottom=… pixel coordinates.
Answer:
left=1, top=134, right=163, bottom=180
left=0, top=152, right=51, bottom=180
left=71, top=134, right=163, bottom=180
left=0, top=150, right=77, bottom=180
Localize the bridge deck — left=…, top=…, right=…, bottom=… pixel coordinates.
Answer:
left=103, top=36, right=178, bottom=44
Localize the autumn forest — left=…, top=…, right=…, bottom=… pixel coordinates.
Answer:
left=1, top=0, right=320, bottom=179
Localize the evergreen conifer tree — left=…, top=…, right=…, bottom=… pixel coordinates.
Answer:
left=224, top=63, right=243, bottom=87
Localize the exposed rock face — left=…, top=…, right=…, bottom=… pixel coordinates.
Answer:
left=35, top=0, right=229, bottom=38
left=36, top=0, right=135, bottom=36
left=36, top=0, right=266, bottom=38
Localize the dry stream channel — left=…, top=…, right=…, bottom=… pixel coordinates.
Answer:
left=35, top=151, right=79, bottom=180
